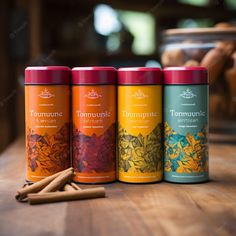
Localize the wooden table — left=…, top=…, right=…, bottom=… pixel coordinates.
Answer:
left=1, top=138, right=236, bottom=236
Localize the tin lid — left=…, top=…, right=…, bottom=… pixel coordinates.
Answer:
left=118, top=67, right=162, bottom=85
left=72, top=67, right=116, bottom=84
left=25, top=66, right=71, bottom=84
left=163, top=67, right=208, bottom=85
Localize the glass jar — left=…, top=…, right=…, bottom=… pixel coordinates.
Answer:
left=161, top=27, right=236, bottom=135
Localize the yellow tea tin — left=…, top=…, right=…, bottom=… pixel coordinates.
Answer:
left=118, top=68, right=163, bottom=183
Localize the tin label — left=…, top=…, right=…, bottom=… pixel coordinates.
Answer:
left=164, top=85, right=209, bottom=183
left=25, top=85, right=70, bottom=182
left=118, top=85, right=163, bottom=183
left=72, top=85, right=116, bottom=183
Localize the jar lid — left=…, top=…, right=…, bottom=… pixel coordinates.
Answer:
left=72, top=67, right=116, bottom=84
left=118, top=67, right=162, bottom=85
left=163, top=27, right=236, bottom=36
left=162, top=27, right=236, bottom=43
left=25, top=66, right=71, bottom=84
left=163, top=67, right=208, bottom=84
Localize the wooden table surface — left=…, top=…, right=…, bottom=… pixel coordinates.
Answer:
left=0, top=138, right=236, bottom=236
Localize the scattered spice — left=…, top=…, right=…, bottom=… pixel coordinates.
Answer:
left=15, top=167, right=106, bottom=205
left=27, top=188, right=105, bottom=205
left=15, top=168, right=73, bottom=202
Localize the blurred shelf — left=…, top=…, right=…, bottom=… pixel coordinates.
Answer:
left=43, top=1, right=236, bottom=24
left=210, top=133, right=236, bottom=144
left=53, top=50, right=160, bottom=66
left=55, top=50, right=159, bottom=59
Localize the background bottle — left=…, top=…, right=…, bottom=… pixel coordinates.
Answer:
left=25, top=66, right=70, bottom=182
left=118, top=67, right=163, bottom=183
left=163, top=67, right=209, bottom=183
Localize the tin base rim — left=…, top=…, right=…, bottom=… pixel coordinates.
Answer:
left=164, top=179, right=209, bottom=184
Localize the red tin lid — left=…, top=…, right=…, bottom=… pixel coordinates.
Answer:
left=72, top=67, right=116, bottom=84
left=118, top=67, right=162, bottom=85
left=163, top=67, right=208, bottom=84
left=25, top=66, right=71, bottom=84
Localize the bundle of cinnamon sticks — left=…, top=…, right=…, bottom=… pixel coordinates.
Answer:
left=15, top=168, right=106, bottom=205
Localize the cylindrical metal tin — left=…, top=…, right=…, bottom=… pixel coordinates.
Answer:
left=72, top=67, right=116, bottom=183
left=163, top=67, right=209, bottom=183
left=25, top=66, right=70, bottom=182
left=118, top=67, right=163, bottom=183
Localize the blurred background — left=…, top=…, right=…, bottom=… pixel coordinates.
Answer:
left=1, top=0, right=236, bottom=153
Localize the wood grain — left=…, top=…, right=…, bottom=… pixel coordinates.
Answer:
left=0, top=137, right=236, bottom=236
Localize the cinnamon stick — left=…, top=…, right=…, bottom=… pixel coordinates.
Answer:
left=70, top=182, right=82, bottom=190
left=39, top=169, right=74, bottom=194
left=28, top=187, right=106, bottom=205
left=16, top=167, right=73, bottom=201
left=63, top=184, right=77, bottom=192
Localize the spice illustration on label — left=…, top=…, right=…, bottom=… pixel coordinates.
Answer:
left=26, top=123, right=70, bottom=174
left=164, top=122, right=208, bottom=174
left=119, top=123, right=162, bottom=174
left=73, top=123, right=116, bottom=173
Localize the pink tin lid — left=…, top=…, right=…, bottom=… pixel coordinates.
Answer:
left=25, top=66, right=71, bottom=84
left=163, top=67, right=208, bottom=84
left=72, top=67, right=116, bottom=84
left=118, top=67, right=162, bottom=85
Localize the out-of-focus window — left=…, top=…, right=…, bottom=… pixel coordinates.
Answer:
left=179, top=0, right=208, bottom=6
left=94, top=4, right=121, bottom=36
left=227, top=0, right=236, bottom=9
left=178, top=19, right=214, bottom=28
left=118, top=11, right=155, bottom=55
left=94, top=4, right=155, bottom=55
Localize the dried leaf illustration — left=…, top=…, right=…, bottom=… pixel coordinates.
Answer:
left=118, top=123, right=163, bottom=173
left=164, top=122, right=208, bottom=173
left=26, top=123, right=70, bottom=175
left=72, top=123, right=116, bottom=173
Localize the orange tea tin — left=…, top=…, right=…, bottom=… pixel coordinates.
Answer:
left=72, top=67, right=116, bottom=183
left=25, top=66, right=71, bottom=182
